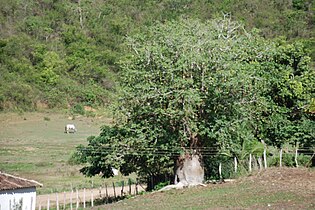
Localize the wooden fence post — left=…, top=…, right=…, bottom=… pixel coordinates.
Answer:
left=63, top=191, right=66, bottom=210
left=249, top=154, right=252, bottom=172
left=56, top=193, right=59, bottom=210
left=76, top=189, right=79, bottom=209
left=105, top=184, right=108, bottom=203
left=47, top=195, right=50, bottom=210
left=83, top=188, right=86, bottom=208
left=295, top=148, right=299, bottom=167
left=258, top=157, right=262, bottom=170
left=70, top=190, right=73, bottom=210
left=135, top=180, right=138, bottom=195
left=91, top=189, right=94, bottom=207
left=121, top=181, right=124, bottom=196
left=113, top=182, right=116, bottom=198
left=263, top=148, right=267, bottom=169
left=280, top=148, right=283, bottom=167
left=252, top=156, right=258, bottom=171
left=234, top=157, right=237, bottom=173
left=219, top=162, right=222, bottom=180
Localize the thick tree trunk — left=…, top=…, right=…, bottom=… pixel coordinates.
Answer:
left=175, top=154, right=204, bottom=185
left=160, top=154, right=204, bottom=191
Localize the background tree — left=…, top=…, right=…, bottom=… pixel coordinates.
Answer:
left=0, top=0, right=313, bottom=111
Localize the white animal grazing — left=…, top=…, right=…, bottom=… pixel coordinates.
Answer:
left=65, top=124, right=77, bottom=133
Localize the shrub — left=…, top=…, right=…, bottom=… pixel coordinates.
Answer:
left=268, top=152, right=312, bottom=167
left=43, top=116, right=50, bottom=121
left=45, top=89, right=68, bottom=109
left=4, top=82, right=37, bottom=111
left=85, top=111, right=96, bottom=117
left=297, top=154, right=312, bottom=166
left=71, top=104, right=85, bottom=115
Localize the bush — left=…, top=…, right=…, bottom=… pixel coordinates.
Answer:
left=297, top=154, right=312, bottom=166
left=85, top=111, right=96, bottom=117
left=43, top=116, right=50, bottom=121
left=71, top=104, right=85, bottom=115
left=3, top=82, right=37, bottom=111
left=268, top=152, right=312, bottom=167
left=45, top=89, right=68, bottom=109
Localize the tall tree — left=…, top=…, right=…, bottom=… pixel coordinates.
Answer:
left=74, top=17, right=314, bottom=189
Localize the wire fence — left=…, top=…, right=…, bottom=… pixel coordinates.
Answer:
left=36, top=179, right=145, bottom=210
left=76, top=146, right=315, bottom=156
left=36, top=145, right=314, bottom=209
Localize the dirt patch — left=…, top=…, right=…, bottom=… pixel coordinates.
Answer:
left=240, top=167, right=315, bottom=196
left=84, top=106, right=96, bottom=112
left=24, top=146, right=37, bottom=151
left=236, top=167, right=315, bottom=209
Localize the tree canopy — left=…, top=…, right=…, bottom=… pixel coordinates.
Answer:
left=74, top=17, right=314, bottom=189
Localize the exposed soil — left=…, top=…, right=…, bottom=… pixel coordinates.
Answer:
left=241, top=167, right=315, bottom=196
left=239, top=167, right=315, bottom=209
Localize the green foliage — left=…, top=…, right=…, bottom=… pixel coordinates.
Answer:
left=74, top=17, right=313, bottom=189
left=0, top=81, right=38, bottom=111
left=71, top=104, right=85, bottom=115
left=45, top=88, right=68, bottom=109
left=85, top=111, right=96, bottom=118
left=0, top=0, right=313, bottom=112
left=268, top=152, right=312, bottom=167
left=0, top=0, right=313, bottom=187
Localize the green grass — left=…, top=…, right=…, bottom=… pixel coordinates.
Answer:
left=101, top=182, right=314, bottom=210
left=0, top=112, right=132, bottom=194
left=2, top=112, right=314, bottom=209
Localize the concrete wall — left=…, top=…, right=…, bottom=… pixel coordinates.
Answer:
left=0, top=187, right=36, bottom=210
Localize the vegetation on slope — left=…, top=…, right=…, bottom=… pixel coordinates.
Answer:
left=0, top=0, right=314, bottom=111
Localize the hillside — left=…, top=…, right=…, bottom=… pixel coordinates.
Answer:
left=98, top=167, right=315, bottom=209
left=0, top=0, right=314, bottom=111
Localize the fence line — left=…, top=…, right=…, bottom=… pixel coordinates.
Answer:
left=36, top=181, right=145, bottom=210
left=37, top=146, right=313, bottom=209
left=220, top=146, right=311, bottom=176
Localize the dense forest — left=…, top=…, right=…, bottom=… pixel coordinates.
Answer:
left=0, top=0, right=314, bottom=111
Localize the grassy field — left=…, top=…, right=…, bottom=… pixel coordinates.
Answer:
left=97, top=167, right=315, bottom=210
left=1, top=112, right=314, bottom=209
left=0, top=111, right=132, bottom=194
